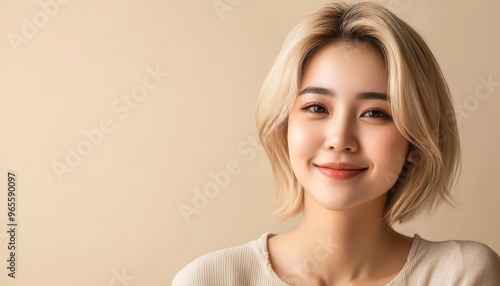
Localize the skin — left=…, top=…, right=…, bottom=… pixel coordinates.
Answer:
left=267, top=42, right=414, bottom=286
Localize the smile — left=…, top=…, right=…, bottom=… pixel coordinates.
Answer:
left=315, top=163, right=368, bottom=180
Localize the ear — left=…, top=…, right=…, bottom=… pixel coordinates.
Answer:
left=406, top=145, right=415, bottom=163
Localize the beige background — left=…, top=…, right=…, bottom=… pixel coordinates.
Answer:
left=0, top=0, right=498, bottom=285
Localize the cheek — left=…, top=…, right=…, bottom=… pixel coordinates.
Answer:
left=287, top=118, right=323, bottom=163
left=363, top=127, right=409, bottom=172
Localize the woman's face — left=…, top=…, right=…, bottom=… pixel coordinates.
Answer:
left=287, top=42, right=410, bottom=212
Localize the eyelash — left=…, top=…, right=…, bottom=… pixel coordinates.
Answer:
left=300, top=103, right=392, bottom=120
left=362, top=108, right=392, bottom=120
left=301, top=102, right=328, bottom=114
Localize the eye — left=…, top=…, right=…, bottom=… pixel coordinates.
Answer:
left=301, top=103, right=328, bottom=114
left=362, top=108, right=392, bottom=120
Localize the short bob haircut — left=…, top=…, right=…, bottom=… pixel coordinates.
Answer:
left=256, top=1, right=461, bottom=225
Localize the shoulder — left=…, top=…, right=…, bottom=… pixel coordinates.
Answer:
left=411, top=235, right=500, bottom=285
left=453, top=240, right=500, bottom=282
left=420, top=237, right=500, bottom=269
left=172, top=233, right=278, bottom=286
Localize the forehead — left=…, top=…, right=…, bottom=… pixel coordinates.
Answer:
left=300, top=42, right=388, bottom=95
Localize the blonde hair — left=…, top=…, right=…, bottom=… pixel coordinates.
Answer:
left=255, top=1, right=461, bottom=224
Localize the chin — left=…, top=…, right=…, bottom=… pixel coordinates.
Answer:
left=307, top=191, right=361, bottom=210
left=305, top=187, right=387, bottom=213
left=318, top=201, right=365, bottom=212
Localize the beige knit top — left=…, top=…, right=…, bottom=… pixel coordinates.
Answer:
left=172, top=233, right=500, bottom=285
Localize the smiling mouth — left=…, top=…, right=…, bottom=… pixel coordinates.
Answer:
left=315, top=164, right=368, bottom=180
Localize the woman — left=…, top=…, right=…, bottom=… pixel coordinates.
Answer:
left=173, top=2, right=500, bottom=285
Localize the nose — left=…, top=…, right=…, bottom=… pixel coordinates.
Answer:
left=323, top=114, right=358, bottom=152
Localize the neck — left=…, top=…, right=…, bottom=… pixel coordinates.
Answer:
left=282, top=193, right=410, bottom=284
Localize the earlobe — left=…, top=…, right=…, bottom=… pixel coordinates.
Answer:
left=406, top=145, right=414, bottom=163
left=407, top=152, right=414, bottom=163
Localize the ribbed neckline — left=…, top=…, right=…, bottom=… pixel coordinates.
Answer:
left=253, top=232, right=423, bottom=286
left=386, top=234, right=423, bottom=285
left=254, top=233, right=290, bottom=285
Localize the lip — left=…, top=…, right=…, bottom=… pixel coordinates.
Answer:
left=315, top=162, right=368, bottom=180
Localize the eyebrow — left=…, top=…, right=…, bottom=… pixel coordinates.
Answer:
left=298, top=86, right=388, bottom=101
